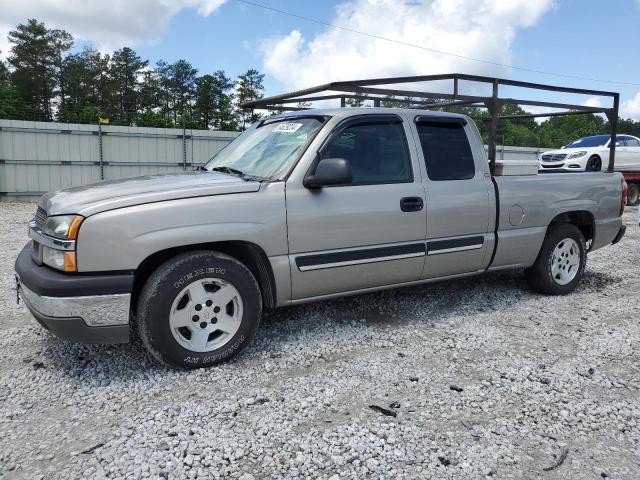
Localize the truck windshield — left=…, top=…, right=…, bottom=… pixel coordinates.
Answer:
left=204, top=117, right=325, bottom=180
left=564, top=135, right=609, bottom=148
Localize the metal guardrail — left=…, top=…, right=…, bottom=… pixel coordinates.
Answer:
left=0, top=125, right=235, bottom=141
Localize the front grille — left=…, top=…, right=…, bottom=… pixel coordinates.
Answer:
left=541, top=153, right=567, bottom=162
left=34, top=206, right=47, bottom=228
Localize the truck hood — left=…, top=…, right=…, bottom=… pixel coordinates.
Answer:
left=40, top=171, right=262, bottom=217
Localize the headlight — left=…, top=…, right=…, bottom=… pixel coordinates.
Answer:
left=568, top=151, right=587, bottom=159
left=39, top=214, right=83, bottom=272
left=43, top=215, right=84, bottom=239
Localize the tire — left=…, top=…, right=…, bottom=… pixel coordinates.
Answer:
left=627, top=183, right=639, bottom=206
left=137, top=250, right=262, bottom=368
left=585, top=155, right=602, bottom=172
left=525, top=224, right=587, bottom=295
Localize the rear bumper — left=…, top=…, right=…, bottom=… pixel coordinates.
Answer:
left=591, top=217, right=624, bottom=251
left=612, top=225, right=626, bottom=245
left=15, top=242, right=132, bottom=344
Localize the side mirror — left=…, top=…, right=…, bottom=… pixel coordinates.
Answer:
left=304, top=158, right=352, bottom=188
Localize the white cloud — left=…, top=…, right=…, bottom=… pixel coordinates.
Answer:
left=0, top=0, right=226, bottom=57
left=583, top=96, right=603, bottom=108
left=621, top=92, right=640, bottom=120
left=260, top=0, right=555, bottom=94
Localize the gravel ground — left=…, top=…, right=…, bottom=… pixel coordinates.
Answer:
left=0, top=201, right=639, bottom=480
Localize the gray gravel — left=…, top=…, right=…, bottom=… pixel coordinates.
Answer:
left=0, top=201, right=639, bottom=479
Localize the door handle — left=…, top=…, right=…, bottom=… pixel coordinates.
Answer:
left=400, top=196, right=424, bottom=212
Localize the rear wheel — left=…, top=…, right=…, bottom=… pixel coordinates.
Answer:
left=585, top=155, right=602, bottom=172
left=137, top=251, right=262, bottom=368
left=525, top=224, right=587, bottom=295
left=627, top=183, right=639, bottom=206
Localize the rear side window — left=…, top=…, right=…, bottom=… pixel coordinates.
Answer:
left=625, top=137, right=640, bottom=147
left=320, top=122, right=412, bottom=185
left=416, top=122, right=475, bottom=181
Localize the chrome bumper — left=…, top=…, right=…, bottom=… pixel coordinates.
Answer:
left=17, top=277, right=130, bottom=327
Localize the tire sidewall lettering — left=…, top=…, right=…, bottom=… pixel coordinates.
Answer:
left=137, top=251, right=261, bottom=368
left=181, top=334, right=246, bottom=365
left=172, top=267, right=227, bottom=290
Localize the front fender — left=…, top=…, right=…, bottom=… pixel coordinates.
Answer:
left=76, top=184, right=287, bottom=272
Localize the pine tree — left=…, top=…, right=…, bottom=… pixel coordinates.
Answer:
left=0, top=58, right=20, bottom=119
left=194, top=70, right=234, bottom=129
left=7, top=19, right=71, bottom=121
left=235, top=68, right=265, bottom=129
left=109, top=47, right=147, bottom=125
left=49, top=28, right=73, bottom=113
left=170, top=60, right=198, bottom=124
left=155, top=59, right=198, bottom=125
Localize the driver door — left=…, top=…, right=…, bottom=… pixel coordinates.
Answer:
left=285, top=114, right=427, bottom=300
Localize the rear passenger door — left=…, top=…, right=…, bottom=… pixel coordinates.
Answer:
left=412, top=116, right=492, bottom=278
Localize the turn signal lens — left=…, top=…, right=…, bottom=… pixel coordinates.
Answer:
left=63, top=252, right=77, bottom=272
left=67, top=215, right=84, bottom=240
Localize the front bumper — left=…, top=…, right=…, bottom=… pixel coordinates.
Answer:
left=15, top=242, right=133, bottom=344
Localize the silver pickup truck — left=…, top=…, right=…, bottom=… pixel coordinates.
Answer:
left=15, top=109, right=627, bottom=367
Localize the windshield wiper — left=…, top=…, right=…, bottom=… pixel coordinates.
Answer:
left=207, top=165, right=270, bottom=182
left=210, top=165, right=245, bottom=175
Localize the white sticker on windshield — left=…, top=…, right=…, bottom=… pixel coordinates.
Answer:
left=273, top=122, right=303, bottom=133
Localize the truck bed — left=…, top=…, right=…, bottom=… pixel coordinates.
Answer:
left=490, top=171, right=624, bottom=270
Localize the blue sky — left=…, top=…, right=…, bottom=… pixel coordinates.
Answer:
left=135, top=0, right=640, bottom=115
left=2, top=0, right=640, bottom=117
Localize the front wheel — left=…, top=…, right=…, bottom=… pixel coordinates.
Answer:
left=137, top=251, right=262, bottom=368
left=525, top=224, right=587, bottom=295
left=585, top=155, right=602, bottom=172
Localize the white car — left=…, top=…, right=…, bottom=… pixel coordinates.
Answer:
left=539, top=134, right=640, bottom=172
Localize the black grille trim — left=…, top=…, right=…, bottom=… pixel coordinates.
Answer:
left=34, top=206, right=47, bottom=227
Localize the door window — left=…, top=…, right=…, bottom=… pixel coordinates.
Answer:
left=416, top=122, right=475, bottom=181
left=320, top=122, right=412, bottom=185
left=625, top=137, right=640, bottom=147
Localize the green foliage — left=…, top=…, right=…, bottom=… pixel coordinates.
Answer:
left=0, top=64, right=21, bottom=119
left=7, top=19, right=73, bottom=121
left=345, top=93, right=366, bottom=108
left=381, top=96, right=413, bottom=108
left=135, top=110, right=174, bottom=128
left=194, top=70, right=235, bottom=129
left=537, top=114, right=606, bottom=148
left=108, top=47, right=148, bottom=125
left=613, top=118, right=640, bottom=139
left=0, top=19, right=267, bottom=131
left=235, top=68, right=265, bottom=129
left=444, top=104, right=615, bottom=148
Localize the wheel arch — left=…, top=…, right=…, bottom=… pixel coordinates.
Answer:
left=586, top=154, right=602, bottom=171
left=131, top=241, right=277, bottom=314
left=626, top=181, right=640, bottom=206
left=548, top=210, right=595, bottom=248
